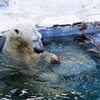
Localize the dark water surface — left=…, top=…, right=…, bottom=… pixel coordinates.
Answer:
left=0, top=22, right=100, bottom=100
left=0, top=35, right=100, bottom=100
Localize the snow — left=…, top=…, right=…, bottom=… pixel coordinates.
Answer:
left=39, top=15, right=81, bottom=27
left=0, top=0, right=100, bottom=30
left=0, top=0, right=9, bottom=6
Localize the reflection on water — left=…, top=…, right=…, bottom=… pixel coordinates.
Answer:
left=0, top=40, right=100, bottom=100
left=49, top=45, right=96, bottom=76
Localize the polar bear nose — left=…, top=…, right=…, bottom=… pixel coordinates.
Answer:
left=33, top=40, right=44, bottom=54
left=34, top=47, right=44, bottom=54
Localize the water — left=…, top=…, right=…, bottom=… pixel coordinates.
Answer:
left=0, top=36, right=100, bottom=100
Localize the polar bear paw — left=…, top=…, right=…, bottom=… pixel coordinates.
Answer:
left=40, top=51, right=61, bottom=64
left=51, top=57, right=61, bottom=64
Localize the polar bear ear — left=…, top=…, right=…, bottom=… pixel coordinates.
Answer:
left=14, top=29, right=19, bottom=34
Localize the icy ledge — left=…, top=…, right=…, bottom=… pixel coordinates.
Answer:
left=38, top=14, right=100, bottom=27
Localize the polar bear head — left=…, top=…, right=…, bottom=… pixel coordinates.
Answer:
left=3, top=23, right=44, bottom=55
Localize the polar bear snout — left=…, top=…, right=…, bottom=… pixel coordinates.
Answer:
left=34, top=47, right=44, bottom=54
left=33, top=39, right=44, bottom=54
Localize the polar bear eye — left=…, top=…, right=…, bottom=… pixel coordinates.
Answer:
left=31, top=36, right=38, bottom=42
left=33, top=39, right=38, bottom=42
left=14, top=29, right=19, bottom=34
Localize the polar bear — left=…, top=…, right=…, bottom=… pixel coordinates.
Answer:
left=2, top=24, right=67, bottom=94
left=3, top=24, right=61, bottom=64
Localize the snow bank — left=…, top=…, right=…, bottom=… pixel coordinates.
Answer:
left=0, top=0, right=100, bottom=30
left=39, top=15, right=81, bottom=27
left=0, top=0, right=9, bottom=6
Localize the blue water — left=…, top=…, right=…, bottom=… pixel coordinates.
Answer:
left=0, top=36, right=100, bottom=100
left=0, top=22, right=100, bottom=100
